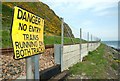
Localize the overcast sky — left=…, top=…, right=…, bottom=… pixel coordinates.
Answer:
left=41, top=0, right=119, bottom=41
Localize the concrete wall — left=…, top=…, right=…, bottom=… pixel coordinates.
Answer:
left=54, top=43, right=100, bottom=71
left=63, top=44, right=80, bottom=70
left=81, top=43, right=100, bottom=61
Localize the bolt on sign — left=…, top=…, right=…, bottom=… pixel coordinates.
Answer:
left=11, top=6, right=45, bottom=60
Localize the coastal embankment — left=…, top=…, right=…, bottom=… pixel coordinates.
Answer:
left=67, top=43, right=119, bottom=79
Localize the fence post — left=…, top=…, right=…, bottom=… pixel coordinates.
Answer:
left=87, top=32, right=89, bottom=51
left=95, top=37, right=96, bottom=49
left=91, top=34, right=92, bottom=47
left=80, top=28, right=82, bottom=62
left=94, top=36, right=96, bottom=48
left=61, top=18, right=64, bottom=72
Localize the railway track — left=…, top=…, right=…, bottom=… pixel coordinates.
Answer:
left=0, top=45, right=54, bottom=54
left=0, top=43, right=81, bottom=54
left=0, top=42, right=98, bottom=54
left=0, top=48, right=13, bottom=53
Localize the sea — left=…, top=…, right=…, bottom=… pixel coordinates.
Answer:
left=102, top=41, right=120, bottom=50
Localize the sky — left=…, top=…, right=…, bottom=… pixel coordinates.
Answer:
left=41, top=0, right=119, bottom=41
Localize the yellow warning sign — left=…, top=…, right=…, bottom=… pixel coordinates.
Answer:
left=11, top=6, right=44, bottom=60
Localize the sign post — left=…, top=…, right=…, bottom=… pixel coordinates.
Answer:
left=11, top=6, right=44, bottom=80
left=33, top=55, right=40, bottom=80
left=26, top=57, right=34, bottom=79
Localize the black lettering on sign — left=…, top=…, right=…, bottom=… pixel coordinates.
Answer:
left=36, top=35, right=39, bottom=40
left=15, top=42, right=19, bottom=49
left=17, top=8, right=41, bottom=25
left=38, top=17, right=41, bottom=25
left=15, top=41, right=24, bottom=49
left=30, top=34, right=39, bottom=40
left=31, top=16, right=35, bottom=24
left=17, top=9, right=23, bottom=19
left=15, top=41, right=38, bottom=49
left=23, top=34, right=27, bottom=40
left=27, top=13, right=32, bottom=23
left=18, top=23, right=27, bottom=31
left=16, top=49, right=32, bottom=59
left=16, top=50, right=20, bottom=58
left=26, top=34, right=29, bottom=40
left=39, top=41, right=43, bottom=46
left=24, top=49, right=31, bottom=56
left=29, top=25, right=41, bottom=33
left=22, top=12, right=27, bottom=21
left=36, top=48, right=39, bottom=52
left=20, top=50, right=24, bottom=57
left=23, top=34, right=39, bottom=40
left=31, top=48, right=36, bottom=53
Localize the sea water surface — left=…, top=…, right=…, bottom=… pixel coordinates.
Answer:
left=102, top=41, right=120, bottom=49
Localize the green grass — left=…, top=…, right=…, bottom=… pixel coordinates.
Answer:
left=1, top=32, right=86, bottom=48
left=2, top=4, right=13, bottom=27
left=1, top=30, right=12, bottom=48
left=44, top=36, right=86, bottom=45
left=69, top=44, right=109, bottom=79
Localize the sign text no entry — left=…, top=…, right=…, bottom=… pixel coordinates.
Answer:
left=11, top=6, right=44, bottom=60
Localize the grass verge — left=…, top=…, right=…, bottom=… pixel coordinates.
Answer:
left=68, top=44, right=118, bottom=79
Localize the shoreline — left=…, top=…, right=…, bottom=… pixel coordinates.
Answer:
left=102, top=41, right=119, bottom=52
left=110, top=46, right=120, bottom=52
left=104, top=43, right=120, bottom=52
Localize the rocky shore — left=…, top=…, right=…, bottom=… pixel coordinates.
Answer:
left=111, top=47, right=120, bottom=52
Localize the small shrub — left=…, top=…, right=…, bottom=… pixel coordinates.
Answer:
left=82, top=56, right=88, bottom=61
